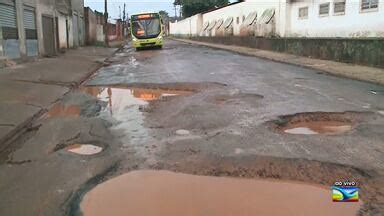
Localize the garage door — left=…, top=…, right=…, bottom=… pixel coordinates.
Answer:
left=24, top=6, right=38, bottom=56
left=42, top=15, right=55, bottom=56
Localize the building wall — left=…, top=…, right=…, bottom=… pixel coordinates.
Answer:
left=57, top=13, right=68, bottom=49
left=84, top=7, right=96, bottom=45
left=288, top=0, right=384, bottom=37
left=0, top=0, right=85, bottom=60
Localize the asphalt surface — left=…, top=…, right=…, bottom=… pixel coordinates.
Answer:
left=1, top=39, right=384, bottom=215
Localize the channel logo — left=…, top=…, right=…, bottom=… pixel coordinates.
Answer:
left=332, top=186, right=359, bottom=202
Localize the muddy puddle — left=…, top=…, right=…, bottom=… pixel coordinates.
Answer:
left=283, top=121, right=353, bottom=135
left=66, top=144, right=103, bottom=155
left=80, top=170, right=361, bottom=216
left=46, top=104, right=81, bottom=118
left=272, top=112, right=356, bottom=135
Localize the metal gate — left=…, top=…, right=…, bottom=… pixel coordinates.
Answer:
left=24, top=6, right=37, bottom=56
left=73, top=13, right=79, bottom=47
left=42, top=15, right=55, bottom=56
left=0, top=3, right=20, bottom=58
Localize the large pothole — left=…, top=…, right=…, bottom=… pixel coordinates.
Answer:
left=80, top=170, right=361, bottom=216
left=270, top=112, right=359, bottom=135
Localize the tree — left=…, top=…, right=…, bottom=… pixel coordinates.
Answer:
left=174, top=0, right=229, bottom=18
left=159, top=10, right=169, bottom=18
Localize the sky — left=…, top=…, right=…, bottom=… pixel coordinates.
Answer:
left=84, top=0, right=238, bottom=20
left=84, top=0, right=176, bottom=20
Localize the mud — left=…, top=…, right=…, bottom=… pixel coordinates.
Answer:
left=80, top=170, right=361, bottom=216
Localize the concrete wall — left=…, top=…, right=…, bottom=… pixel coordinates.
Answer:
left=289, top=0, right=384, bottom=37
left=170, top=0, right=384, bottom=38
left=96, top=24, right=104, bottom=42
left=170, top=14, right=203, bottom=36
left=189, top=36, right=384, bottom=68
left=170, top=1, right=286, bottom=37
left=85, top=7, right=96, bottom=45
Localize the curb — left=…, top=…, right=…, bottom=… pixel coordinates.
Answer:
left=0, top=47, right=120, bottom=152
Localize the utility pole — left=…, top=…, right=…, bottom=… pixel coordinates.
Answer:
left=104, top=0, right=109, bottom=47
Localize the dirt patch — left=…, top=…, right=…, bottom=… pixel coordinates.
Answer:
left=80, top=170, right=361, bottom=216
left=269, top=112, right=365, bottom=135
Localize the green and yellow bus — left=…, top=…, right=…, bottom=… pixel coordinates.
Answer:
left=130, top=12, right=164, bottom=50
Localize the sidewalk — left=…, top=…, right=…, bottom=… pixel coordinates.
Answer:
left=0, top=46, right=117, bottom=147
left=172, top=38, right=384, bottom=86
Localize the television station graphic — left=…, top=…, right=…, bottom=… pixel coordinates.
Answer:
left=332, top=181, right=359, bottom=202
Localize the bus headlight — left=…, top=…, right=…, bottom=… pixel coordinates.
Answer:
left=157, top=36, right=163, bottom=40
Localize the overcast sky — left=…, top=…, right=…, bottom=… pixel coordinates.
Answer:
left=84, top=0, right=238, bottom=20
left=84, top=0, right=176, bottom=20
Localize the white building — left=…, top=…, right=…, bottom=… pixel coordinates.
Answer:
left=170, top=0, right=384, bottom=38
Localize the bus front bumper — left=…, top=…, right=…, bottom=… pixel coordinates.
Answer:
left=132, top=37, right=163, bottom=48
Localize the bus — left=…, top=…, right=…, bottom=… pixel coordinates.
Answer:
left=130, top=12, right=164, bottom=50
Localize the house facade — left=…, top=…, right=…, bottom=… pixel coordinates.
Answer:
left=0, top=0, right=85, bottom=60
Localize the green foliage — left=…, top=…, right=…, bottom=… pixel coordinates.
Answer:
left=159, top=10, right=169, bottom=18
left=174, top=0, right=229, bottom=17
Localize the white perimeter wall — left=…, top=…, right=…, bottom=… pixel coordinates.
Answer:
left=170, top=0, right=384, bottom=38
left=202, top=1, right=286, bottom=36
left=170, top=0, right=288, bottom=36
left=288, top=0, right=384, bottom=37
left=170, top=14, right=203, bottom=36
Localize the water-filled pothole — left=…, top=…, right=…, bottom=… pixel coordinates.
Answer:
left=80, top=170, right=361, bottom=216
left=271, top=112, right=356, bottom=135
left=66, top=144, right=103, bottom=155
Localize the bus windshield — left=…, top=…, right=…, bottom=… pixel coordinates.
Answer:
left=131, top=14, right=161, bottom=39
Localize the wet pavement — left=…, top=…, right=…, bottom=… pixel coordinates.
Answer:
left=1, top=40, right=384, bottom=215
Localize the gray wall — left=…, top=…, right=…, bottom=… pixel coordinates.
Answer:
left=186, top=36, right=384, bottom=68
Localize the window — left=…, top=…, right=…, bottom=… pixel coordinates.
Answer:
left=319, top=3, right=330, bottom=16
left=334, top=0, right=346, bottom=14
left=361, top=0, right=379, bottom=11
left=298, top=7, right=308, bottom=19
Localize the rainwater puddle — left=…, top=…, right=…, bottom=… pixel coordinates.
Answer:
left=80, top=170, right=361, bottom=216
left=283, top=121, right=352, bottom=135
left=66, top=144, right=103, bottom=155
left=272, top=112, right=356, bottom=135
left=80, top=86, right=192, bottom=153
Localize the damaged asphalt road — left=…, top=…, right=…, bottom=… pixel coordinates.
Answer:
left=1, top=39, right=384, bottom=215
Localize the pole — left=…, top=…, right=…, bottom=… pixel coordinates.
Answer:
left=104, top=0, right=109, bottom=47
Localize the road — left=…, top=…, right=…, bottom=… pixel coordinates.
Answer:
left=1, top=39, right=384, bottom=215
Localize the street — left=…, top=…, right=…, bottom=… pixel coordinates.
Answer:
left=1, top=39, right=384, bottom=215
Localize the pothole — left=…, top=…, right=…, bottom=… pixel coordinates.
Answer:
left=270, top=112, right=357, bottom=135
left=66, top=144, right=103, bottom=155
left=80, top=170, right=361, bottom=216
